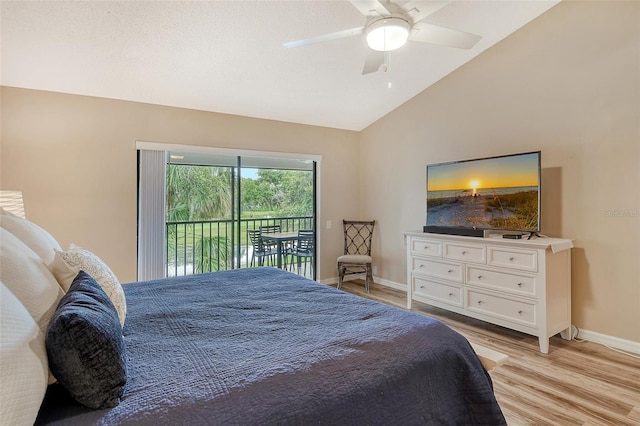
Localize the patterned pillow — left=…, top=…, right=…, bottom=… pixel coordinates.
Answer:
left=46, top=271, right=127, bottom=409
left=51, top=245, right=126, bottom=327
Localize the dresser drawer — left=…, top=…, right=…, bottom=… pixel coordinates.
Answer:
left=411, top=257, right=463, bottom=283
left=444, top=242, right=486, bottom=264
left=466, top=290, right=537, bottom=327
left=411, top=239, right=442, bottom=258
left=466, top=266, right=537, bottom=297
left=487, top=246, right=538, bottom=272
left=413, top=276, right=462, bottom=307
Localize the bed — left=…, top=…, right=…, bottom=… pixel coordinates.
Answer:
left=0, top=209, right=506, bottom=425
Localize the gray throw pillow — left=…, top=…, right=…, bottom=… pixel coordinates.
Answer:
left=46, top=270, right=126, bottom=409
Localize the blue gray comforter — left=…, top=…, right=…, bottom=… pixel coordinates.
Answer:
left=37, top=267, right=505, bottom=425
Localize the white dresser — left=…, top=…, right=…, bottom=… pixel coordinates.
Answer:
left=404, top=231, right=573, bottom=353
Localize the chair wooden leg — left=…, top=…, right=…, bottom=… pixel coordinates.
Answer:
left=365, top=263, right=373, bottom=293
left=337, top=264, right=343, bottom=289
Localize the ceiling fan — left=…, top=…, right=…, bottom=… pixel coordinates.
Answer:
left=283, top=0, right=482, bottom=75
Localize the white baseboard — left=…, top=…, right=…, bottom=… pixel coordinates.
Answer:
left=320, top=274, right=406, bottom=291
left=319, top=277, right=337, bottom=285
left=372, top=276, right=406, bottom=291
left=576, top=328, right=640, bottom=354
left=320, top=274, right=368, bottom=286
left=321, top=275, right=640, bottom=355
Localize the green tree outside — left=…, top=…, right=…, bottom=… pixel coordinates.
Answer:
left=166, top=164, right=312, bottom=274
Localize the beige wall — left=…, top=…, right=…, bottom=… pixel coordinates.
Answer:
left=0, top=88, right=360, bottom=282
left=360, top=1, right=640, bottom=342
left=1, top=1, right=638, bottom=343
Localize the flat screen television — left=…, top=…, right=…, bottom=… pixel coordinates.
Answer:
left=426, top=151, right=541, bottom=236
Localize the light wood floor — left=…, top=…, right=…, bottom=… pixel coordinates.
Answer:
left=337, top=280, right=640, bottom=426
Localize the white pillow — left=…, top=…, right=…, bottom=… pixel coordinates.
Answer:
left=0, top=229, right=64, bottom=332
left=52, top=245, right=126, bottom=326
left=0, top=282, right=49, bottom=425
left=0, top=207, right=61, bottom=267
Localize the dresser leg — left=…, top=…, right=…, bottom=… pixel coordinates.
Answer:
left=559, top=326, right=573, bottom=341
left=539, top=337, right=549, bottom=354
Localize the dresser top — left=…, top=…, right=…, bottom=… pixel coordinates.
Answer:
left=403, top=231, right=573, bottom=253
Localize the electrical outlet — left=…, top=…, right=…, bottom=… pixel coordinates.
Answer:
left=326, top=220, right=332, bottom=229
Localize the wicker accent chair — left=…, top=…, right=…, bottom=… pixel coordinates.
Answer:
left=337, top=220, right=375, bottom=293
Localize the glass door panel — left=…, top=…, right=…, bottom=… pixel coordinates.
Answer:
left=165, top=152, right=316, bottom=279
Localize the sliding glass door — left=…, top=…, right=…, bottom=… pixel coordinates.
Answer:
left=138, top=147, right=316, bottom=280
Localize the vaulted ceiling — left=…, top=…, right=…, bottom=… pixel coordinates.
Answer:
left=1, top=1, right=559, bottom=131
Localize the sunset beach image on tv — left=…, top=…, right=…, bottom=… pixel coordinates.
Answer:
left=426, top=152, right=540, bottom=232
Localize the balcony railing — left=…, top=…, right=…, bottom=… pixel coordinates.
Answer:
left=166, top=216, right=314, bottom=278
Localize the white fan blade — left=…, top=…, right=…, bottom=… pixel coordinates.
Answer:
left=401, top=1, right=451, bottom=24
left=410, top=22, right=481, bottom=49
left=362, top=50, right=385, bottom=75
left=283, top=26, right=364, bottom=48
left=349, top=0, right=390, bottom=17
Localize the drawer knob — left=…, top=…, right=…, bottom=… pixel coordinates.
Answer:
left=477, top=300, right=483, bottom=305
left=517, top=310, right=524, bottom=315
left=420, top=285, right=425, bottom=289
left=447, top=269, right=453, bottom=273
left=448, top=292, right=453, bottom=297
left=509, top=257, right=515, bottom=261
left=462, top=251, right=467, bottom=255
left=517, top=282, right=523, bottom=287
left=424, top=245, right=429, bottom=249
left=477, top=275, right=483, bottom=280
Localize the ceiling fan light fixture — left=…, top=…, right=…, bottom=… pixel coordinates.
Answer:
left=366, top=17, right=410, bottom=52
